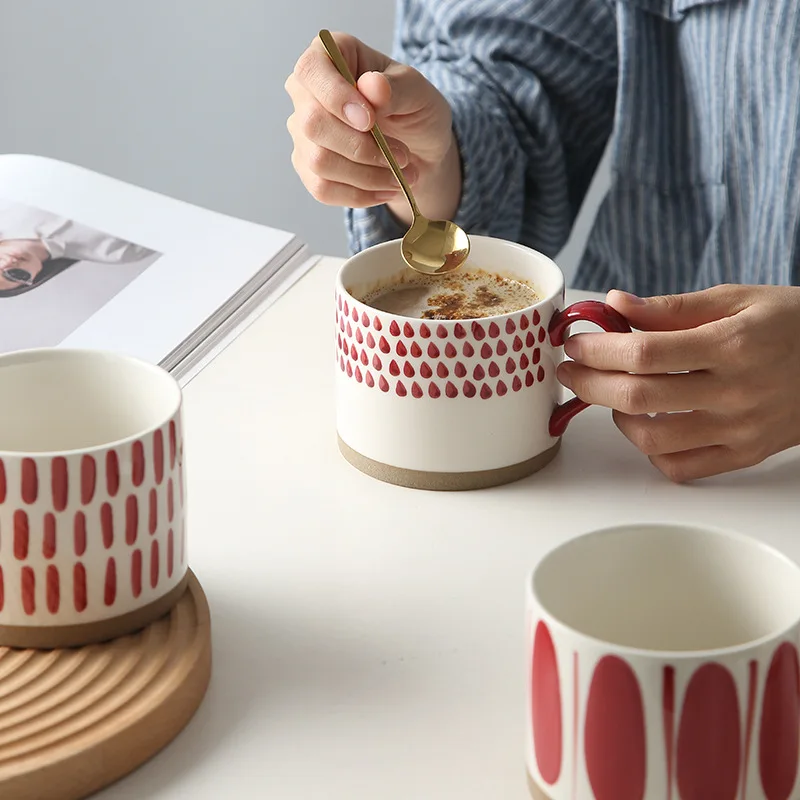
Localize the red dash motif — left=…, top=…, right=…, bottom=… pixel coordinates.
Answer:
left=101, top=503, right=114, bottom=548
left=169, top=421, right=177, bottom=468
left=0, top=567, right=4, bottom=611
left=126, top=495, right=139, bottom=545
left=52, top=456, right=69, bottom=511
left=131, top=549, right=142, bottom=598
left=46, top=565, right=60, bottom=614
left=167, top=530, right=174, bottom=578
left=0, top=458, right=5, bottom=502
left=168, top=479, right=175, bottom=522
left=21, top=567, right=35, bottom=615
left=74, top=512, right=87, bottom=556
left=150, top=541, right=160, bottom=588
left=74, top=563, right=87, bottom=611
left=43, top=514, right=57, bottom=558
left=531, top=621, right=562, bottom=785
left=132, top=441, right=145, bottom=486
left=104, top=558, right=117, bottom=606
left=149, top=488, right=158, bottom=533
left=21, top=458, right=38, bottom=504
left=153, top=429, right=164, bottom=484
left=81, top=455, right=96, bottom=504
left=14, top=510, right=29, bottom=560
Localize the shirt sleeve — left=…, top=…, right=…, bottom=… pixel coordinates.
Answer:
left=346, top=0, right=618, bottom=257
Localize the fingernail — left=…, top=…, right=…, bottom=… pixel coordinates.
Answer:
left=609, top=289, right=646, bottom=305
left=390, top=146, right=409, bottom=168
left=564, top=336, right=582, bottom=360
left=344, top=102, right=370, bottom=131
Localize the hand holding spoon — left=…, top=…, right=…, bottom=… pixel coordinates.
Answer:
left=318, top=29, right=470, bottom=276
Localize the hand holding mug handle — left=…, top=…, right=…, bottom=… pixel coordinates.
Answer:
left=548, top=300, right=632, bottom=437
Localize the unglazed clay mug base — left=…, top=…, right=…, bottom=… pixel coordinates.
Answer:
left=0, top=349, right=188, bottom=649
left=334, top=235, right=630, bottom=491
left=525, top=524, right=800, bottom=800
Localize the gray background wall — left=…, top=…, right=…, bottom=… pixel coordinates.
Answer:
left=0, top=0, right=608, bottom=283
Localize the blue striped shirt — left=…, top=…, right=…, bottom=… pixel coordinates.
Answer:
left=345, top=0, right=800, bottom=295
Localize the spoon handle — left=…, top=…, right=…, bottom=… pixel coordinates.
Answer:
left=318, top=29, right=420, bottom=218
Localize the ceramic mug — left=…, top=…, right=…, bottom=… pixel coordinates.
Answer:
left=525, top=523, right=800, bottom=800
left=0, top=348, right=188, bottom=649
left=334, top=235, right=631, bottom=490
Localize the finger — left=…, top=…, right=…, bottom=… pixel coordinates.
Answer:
left=605, top=285, right=749, bottom=332
left=649, top=445, right=756, bottom=483
left=291, top=157, right=400, bottom=207
left=564, top=328, right=717, bottom=373
left=292, top=35, right=390, bottom=131
left=357, top=62, right=426, bottom=115
left=612, top=409, right=730, bottom=456
left=286, top=87, right=411, bottom=168
left=557, top=362, right=719, bottom=414
left=298, top=143, right=418, bottom=192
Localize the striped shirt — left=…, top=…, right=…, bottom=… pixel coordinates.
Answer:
left=345, top=0, right=800, bottom=295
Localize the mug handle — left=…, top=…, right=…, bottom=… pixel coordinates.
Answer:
left=547, top=300, right=632, bottom=438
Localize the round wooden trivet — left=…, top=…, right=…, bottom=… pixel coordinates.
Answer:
left=0, top=570, right=211, bottom=800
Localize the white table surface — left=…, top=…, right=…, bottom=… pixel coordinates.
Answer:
left=100, top=257, right=800, bottom=800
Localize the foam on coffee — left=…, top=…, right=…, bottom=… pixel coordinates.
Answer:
left=360, top=269, right=539, bottom=320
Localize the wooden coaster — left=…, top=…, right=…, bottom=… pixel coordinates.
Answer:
left=0, top=570, right=211, bottom=800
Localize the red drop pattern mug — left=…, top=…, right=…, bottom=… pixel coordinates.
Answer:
left=526, top=524, right=800, bottom=800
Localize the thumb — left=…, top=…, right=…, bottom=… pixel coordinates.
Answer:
left=357, top=63, right=424, bottom=116
left=605, top=286, right=748, bottom=331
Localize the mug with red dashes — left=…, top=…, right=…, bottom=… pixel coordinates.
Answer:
left=526, top=523, right=800, bottom=800
left=0, top=349, right=188, bottom=649
left=335, top=234, right=632, bottom=490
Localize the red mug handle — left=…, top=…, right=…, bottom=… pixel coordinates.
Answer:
left=548, top=300, right=632, bottom=438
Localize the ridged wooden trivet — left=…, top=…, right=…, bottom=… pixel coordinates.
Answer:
left=0, top=570, right=211, bottom=800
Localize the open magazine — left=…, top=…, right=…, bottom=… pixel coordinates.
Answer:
left=0, top=154, right=317, bottom=384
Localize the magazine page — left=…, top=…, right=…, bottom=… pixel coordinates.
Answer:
left=0, top=154, right=299, bottom=364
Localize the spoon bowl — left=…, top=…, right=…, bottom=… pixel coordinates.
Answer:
left=319, top=29, right=470, bottom=275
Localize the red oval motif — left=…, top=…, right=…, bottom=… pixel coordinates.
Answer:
left=531, top=621, right=562, bottom=785
left=584, top=655, right=646, bottom=800
left=677, top=663, right=741, bottom=800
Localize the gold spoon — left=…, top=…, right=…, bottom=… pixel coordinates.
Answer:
left=319, top=29, right=470, bottom=275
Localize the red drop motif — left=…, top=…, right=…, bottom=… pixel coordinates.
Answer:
left=464, top=381, right=476, bottom=398
left=506, top=318, right=516, bottom=334
left=427, top=342, right=440, bottom=358
left=346, top=322, right=352, bottom=338
left=488, top=362, right=500, bottom=378
left=373, top=316, right=382, bottom=331
left=513, top=336, right=523, bottom=351
left=379, top=376, right=389, bottom=392
left=360, top=350, right=368, bottom=366
left=356, top=328, right=364, bottom=344
left=513, top=375, right=523, bottom=391
left=538, top=366, right=545, bottom=382
left=389, top=360, right=400, bottom=376
left=436, top=324, right=447, bottom=339
left=455, top=363, right=467, bottom=378
left=396, top=341, right=407, bottom=357
left=584, top=655, right=647, bottom=800
left=372, top=354, right=382, bottom=370
left=411, top=382, right=423, bottom=398
left=445, top=343, right=457, bottom=358
left=403, top=362, right=415, bottom=378
left=420, top=363, right=432, bottom=378
left=365, top=371, right=374, bottom=387
left=350, top=343, right=358, bottom=360
left=361, top=311, right=370, bottom=327
left=446, top=382, right=458, bottom=398
left=379, top=336, right=390, bottom=353
left=473, top=364, right=485, bottom=381
left=526, top=331, right=536, bottom=348
left=351, top=306, right=358, bottom=322
left=520, top=353, right=530, bottom=370
left=366, top=332, right=376, bottom=348
left=346, top=362, right=353, bottom=378
left=355, top=367, right=363, bottom=383
left=533, top=348, right=541, bottom=364
left=488, top=322, right=500, bottom=338
left=389, top=320, right=400, bottom=336
left=396, top=381, right=407, bottom=397
left=411, top=342, right=422, bottom=357
left=497, top=381, right=508, bottom=396
left=497, top=340, right=508, bottom=356
left=471, top=321, right=485, bottom=340
left=759, top=642, right=800, bottom=800
left=525, top=371, right=534, bottom=387
left=339, top=356, right=345, bottom=372
left=506, top=358, right=516, bottom=374
left=463, top=342, right=475, bottom=357
left=533, top=310, right=541, bottom=325
left=419, top=323, right=430, bottom=338
left=403, top=322, right=414, bottom=338
left=454, top=323, right=466, bottom=339
left=539, top=327, right=547, bottom=342
left=480, top=384, right=492, bottom=399
left=343, top=300, right=349, bottom=316
left=52, top=456, right=69, bottom=511
left=677, top=663, right=741, bottom=800
left=481, top=343, right=492, bottom=359
left=429, top=383, right=441, bottom=398
left=437, top=363, right=449, bottom=378
left=531, top=621, right=562, bottom=785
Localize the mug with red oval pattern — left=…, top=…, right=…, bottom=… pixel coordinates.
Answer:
left=526, top=523, right=800, bottom=800
left=335, top=235, right=631, bottom=490
left=0, top=348, right=188, bottom=649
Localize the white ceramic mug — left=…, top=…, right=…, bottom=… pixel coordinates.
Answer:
left=0, top=348, right=188, bottom=648
left=335, top=235, right=631, bottom=490
left=526, top=524, right=800, bottom=800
